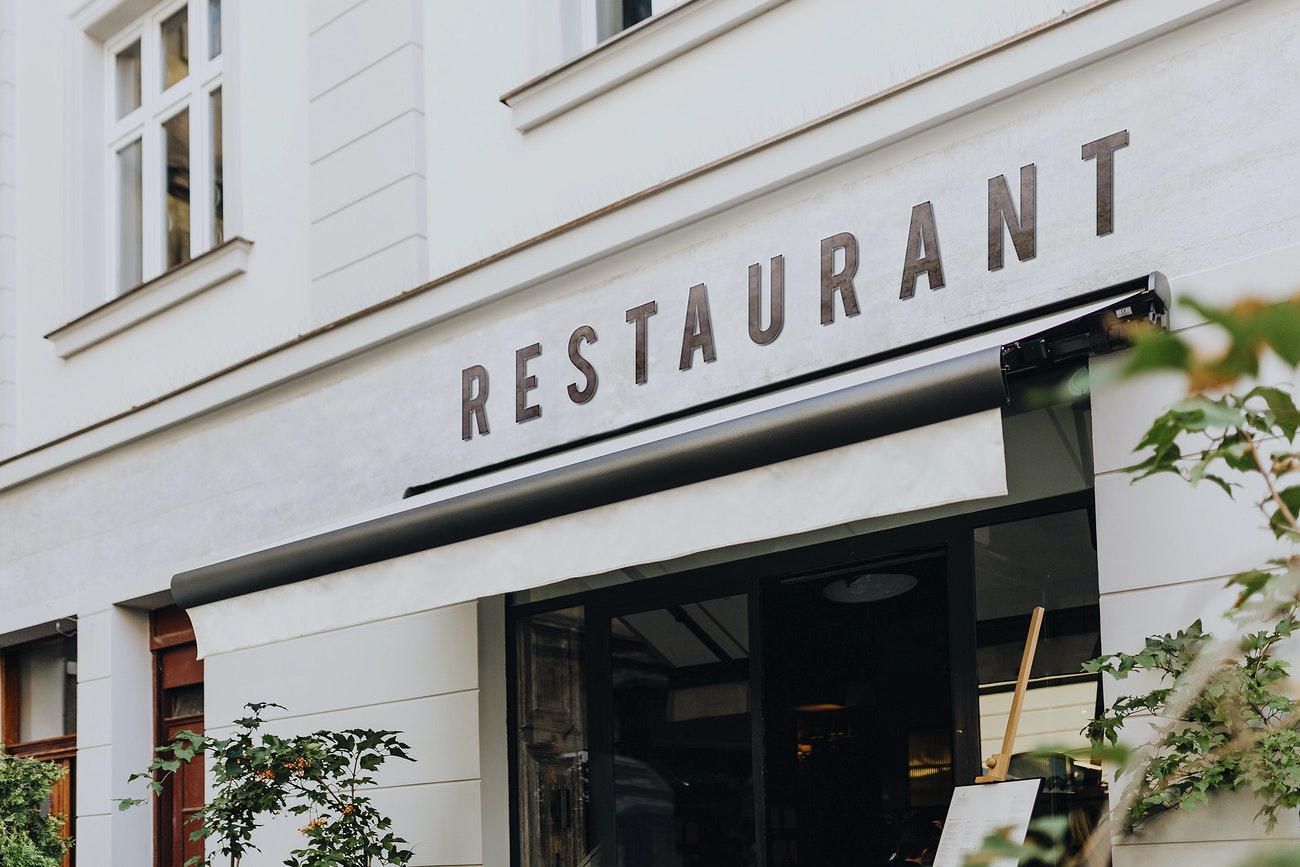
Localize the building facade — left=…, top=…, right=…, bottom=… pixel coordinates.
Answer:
left=2, top=0, right=1299, bottom=864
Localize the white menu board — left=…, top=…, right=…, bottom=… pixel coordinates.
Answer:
left=932, top=778, right=1043, bottom=867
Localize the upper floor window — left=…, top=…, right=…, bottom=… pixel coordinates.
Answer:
left=107, top=0, right=223, bottom=294
left=586, top=0, right=679, bottom=50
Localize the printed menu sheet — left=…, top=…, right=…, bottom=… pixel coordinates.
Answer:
left=932, top=778, right=1042, bottom=867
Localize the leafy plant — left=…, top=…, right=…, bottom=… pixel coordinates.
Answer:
left=119, top=702, right=415, bottom=867
left=0, top=750, right=71, bottom=867
left=1085, top=295, right=1300, bottom=833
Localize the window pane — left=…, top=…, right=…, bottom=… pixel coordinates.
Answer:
left=974, top=509, right=1105, bottom=805
left=115, top=40, right=141, bottom=118
left=598, top=0, right=655, bottom=40
left=169, top=683, right=205, bottom=719
left=117, top=138, right=143, bottom=291
left=16, top=639, right=77, bottom=743
left=623, top=0, right=653, bottom=29
left=164, top=109, right=191, bottom=268
left=611, top=595, right=752, bottom=867
left=208, top=0, right=221, bottom=59
left=161, top=5, right=189, bottom=90
left=211, top=87, right=223, bottom=246
left=516, top=607, right=592, bottom=867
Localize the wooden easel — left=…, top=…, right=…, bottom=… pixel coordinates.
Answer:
left=975, top=606, right=1045, bottom=783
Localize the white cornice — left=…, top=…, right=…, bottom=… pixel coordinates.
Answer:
left=501, top=0, right=793, bottom=132
left=44, top=237, right=253, bottom=358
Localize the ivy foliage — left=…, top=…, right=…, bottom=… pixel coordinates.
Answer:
left=0, top=750, right=70, bottom=867
left=1086, top=294, right=1300, bottom=834
left=119, top=702, right=415, bottom=867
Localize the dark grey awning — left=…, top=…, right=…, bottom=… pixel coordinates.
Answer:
left=172, top=346, right=1007, bottom=610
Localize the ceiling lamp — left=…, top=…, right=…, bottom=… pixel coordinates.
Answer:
left=821, top=572, right=917, bottom=603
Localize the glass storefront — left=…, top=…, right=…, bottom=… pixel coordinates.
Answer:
left=509, top=365, right=1106, bottom=866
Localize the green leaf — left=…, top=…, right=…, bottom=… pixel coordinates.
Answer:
left=1249, top=386, right=1300, bottom=439
left=1269, top=487, right=1300, bottom=537
left=1124, top=329, right=1192, bottom=375
left=1169, top=396, right=1248, bottom=432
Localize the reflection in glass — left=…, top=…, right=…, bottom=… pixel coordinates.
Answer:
left=208, top=0, right=222, bottom=59
left=117, top=138, right=143, bottom=291
left=974, top=507, right=1108, bottom=831
left=169, top=683, right=205, bottom=719
left=623, top=0, right=653, bottom=29
left=115, top=40, right=141, bottom=118
left=210, top=87, right=223, bottom=245
left=161, top=5, right=188, bottom=90
left=164, top=109, right=190, bottom=267
left=516, top=606, right=593, bottom=867
left=611, top=595, right=752, bottom=867
left=15, top=638, right=77, bottom=743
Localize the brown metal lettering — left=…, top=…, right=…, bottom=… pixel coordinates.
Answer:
left=1082, top=130, right=1129, bottom=236
left=679, top=283, right=718, bottom=370
left=515, top=343, right=542, bottom=423
left=819, top=232, right=860, bottom=324
left=988, top=164, right=1037, bottom=271
left=461, top=365, right=490, bottom=440
left=899, top=202, right=945, bottom=299
left=625, top=301, right=658, bottom=385
left=748, top=256, right=785, bottom=345
left=567, top=325, right=598, bottom=404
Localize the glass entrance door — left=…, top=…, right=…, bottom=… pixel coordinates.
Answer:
left=607, top=594, right=755, bottom=867
left=762, top=550, right=952, bottom=867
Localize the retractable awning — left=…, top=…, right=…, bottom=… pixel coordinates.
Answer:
left=175, top=273, right=1166, bottom=656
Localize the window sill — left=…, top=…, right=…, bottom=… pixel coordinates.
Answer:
left=500, top=0, right=792, bottom=132
left=45, top=237, right=253, bottom=359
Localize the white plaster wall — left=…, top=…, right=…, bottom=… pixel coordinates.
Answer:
left=1091, top=251, right=1300, bottom=865
left=427, top=0, right=1125, bottom=275
left=201, top=603, right=483, bottom=867
left=11, top=0, right=314, bottom=450
left=308, top=0, right=428, bottom=323
left=1, top=0, right=1278, bottom=468
left=0, top=0, right=15, bottom=457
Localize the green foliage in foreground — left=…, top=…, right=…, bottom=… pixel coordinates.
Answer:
left=119, top=702, right=415, bottom=867
left=0, top=750, right=70, bottom=867
left=1085, top=295, right=1300, bottom=834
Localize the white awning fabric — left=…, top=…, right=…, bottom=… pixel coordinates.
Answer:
left=189, top=407, right=1005, bottom=656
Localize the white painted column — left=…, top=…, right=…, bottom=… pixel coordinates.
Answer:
left=73, top=606, right=155, bottom=866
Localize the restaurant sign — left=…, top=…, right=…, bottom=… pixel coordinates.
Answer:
left=440, top=130, right=1131, bottom=475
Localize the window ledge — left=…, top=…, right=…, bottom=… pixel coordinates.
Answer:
left=500, top=0, right=792, bottom=132
left=46, top=237, right=253, bottom=359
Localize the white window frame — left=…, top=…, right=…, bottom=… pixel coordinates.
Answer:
left=104, top=0, right=223, bottom=296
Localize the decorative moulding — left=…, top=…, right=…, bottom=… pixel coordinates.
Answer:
left=500, top=0, right=792, bottom=132
left=69, top=0, right=159, bottom=41
left=46, top=237, right=253, bottom=359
